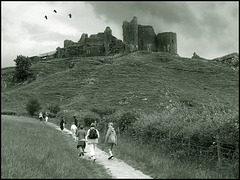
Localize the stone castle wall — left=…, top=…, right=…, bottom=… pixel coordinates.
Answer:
left=56, top=16, right=178, bottom=59
left=138, top=25, right=157, bottom=51
left=123, top=17, right=177, bottom=54
left=156, top=32, right=177, bottom=54
left=122, top=16, right=138, bottom=52
left=57, top=27, right=125, bottom=58
left=104, top=26, right=112, bottom=55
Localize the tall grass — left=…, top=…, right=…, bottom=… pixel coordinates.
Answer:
left=96, top=101, right=239, bottom=179
left=1, top=115, right=112, bottom=179
left=98, top=133, right=237, bottom=179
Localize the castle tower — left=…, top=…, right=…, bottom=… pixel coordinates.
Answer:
left=78, top=33, right=88, bottom=45
left=156, top=32, right=177, bottom=54
left=122, top=16, right=138, bottom=52
left=138, top=25, right=157, bottom=51
left=104, top=26, right=112, bottom=55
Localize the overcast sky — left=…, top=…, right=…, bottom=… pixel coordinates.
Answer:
left=1, top=1, right=239, bottom=68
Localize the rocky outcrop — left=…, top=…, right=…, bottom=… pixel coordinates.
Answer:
left=191, top=52, right=207, bottom=60
left=212, top=53, right=239, bottom=70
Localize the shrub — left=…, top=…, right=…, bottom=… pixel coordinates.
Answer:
left=29, top=56, right=41, bottom=64
left=48, top=104, right=60, bottom=114
left=1, top=111, right=16, bottom=116
left=25, top=98, right=41, bottom=116
left=48, top=112, right=56, bottom=118
left=91, top=106, right=116, bottom=119
left=83, top=112, right=100, bottom=127
left=118, top=111, right=138, bottom=132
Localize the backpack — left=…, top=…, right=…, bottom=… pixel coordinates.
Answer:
left=107, top=130, right=116, bottom=143
left=88, top=129, right=98, bottom=139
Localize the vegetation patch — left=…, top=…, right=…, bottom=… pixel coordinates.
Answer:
left=1, top=115, right=112, bottom=179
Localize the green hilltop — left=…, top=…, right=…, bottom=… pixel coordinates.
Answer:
left=1, top=51, right=239, bottom=116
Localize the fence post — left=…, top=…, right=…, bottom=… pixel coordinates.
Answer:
left=118, top=127, right=120, bottom=138
left=216, top=134, right=221, bottom=166
left=188, top=137, right=191, bottom=156
left=168, top=131, right=171, bottom=147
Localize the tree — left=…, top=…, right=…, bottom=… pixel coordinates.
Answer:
left=13, top=55, right=32, bottom=82
left=26, top=98, right=41, bottom=116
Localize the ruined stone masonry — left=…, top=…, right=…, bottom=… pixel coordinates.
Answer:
left=52, top=17, right=177, bottom=59
left=123, top=16, right=177, bottom=54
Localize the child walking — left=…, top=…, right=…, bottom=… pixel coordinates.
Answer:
left=105, top=122, right=117, bottom=160
left=45, top=112, right=48, bottom=123
left=71, top=121, right=78, bottom=141
left=86, top=123, right=100, bottom=162
left=76, top=125, right=87, bottom=157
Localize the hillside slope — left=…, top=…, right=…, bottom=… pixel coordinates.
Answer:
left=1, top=51, right=239, bottom=115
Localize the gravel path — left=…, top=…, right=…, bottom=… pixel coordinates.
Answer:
left=46, top=122, right=152, bottom=179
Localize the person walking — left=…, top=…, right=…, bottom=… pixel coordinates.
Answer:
left=45, top=112, right=49, bottom=123
left=76, top=125, right=87, bottom=157
left=70, top=121, right=78, bottom=141
left=73, top=115, right=78, bottom=127
left=60, top=115, right=66, bottom=132
left=39, top=112, right=43, bottom=121
left=86, top=123, right=100, bottom=162
left=105, top=122, right=117, bottom=160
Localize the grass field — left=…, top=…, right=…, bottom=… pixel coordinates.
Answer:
left=1, top=115, right=112, bottom=179
left=1, top=51, right=238, bottom=116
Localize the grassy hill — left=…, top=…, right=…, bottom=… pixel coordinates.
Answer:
left=1, top=51, right=239, bottom=116
left=1, top=51, right=239, bottom=178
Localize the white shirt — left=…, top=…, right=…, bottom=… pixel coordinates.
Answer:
left=71, top=124, right=77, bottom=134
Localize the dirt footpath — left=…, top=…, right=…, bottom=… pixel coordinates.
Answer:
left=46, top=122, right=152, bottom=179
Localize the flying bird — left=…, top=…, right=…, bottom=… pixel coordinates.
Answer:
left=44, top=15, right=48, bottom=20
left=53, top=10, right=57, bottom=13
left=68, top=13, right=72, bottom=18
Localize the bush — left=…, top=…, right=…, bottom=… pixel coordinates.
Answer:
left=1, top=111, right=16, bottom=116
left=48, top=104, right=60, bottom=114
left=48, top=112, right=56, bottom=118
left=83, top=112, right=100, bottom=127
left=91, top=106, right=116, bottom=119
left=25, top=98, right=41, bottom=116
left=118, top=111, right=138, bottom=132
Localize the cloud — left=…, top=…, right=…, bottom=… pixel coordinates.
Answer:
left=87, top=2, right=200, bottom=35
left=87, top=1, right=238, bottom=58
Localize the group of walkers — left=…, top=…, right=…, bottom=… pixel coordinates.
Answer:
left=60, top=115, right=117, bottom=162
left=39, top=112, right=49, bottom=122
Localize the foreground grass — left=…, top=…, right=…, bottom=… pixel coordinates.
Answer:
left=1, top=115, right=112, bottom=179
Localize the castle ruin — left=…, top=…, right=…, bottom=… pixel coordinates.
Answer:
left=54, top=17, right=177, bottom=59
left=122, top=16, right=177, bottom=54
